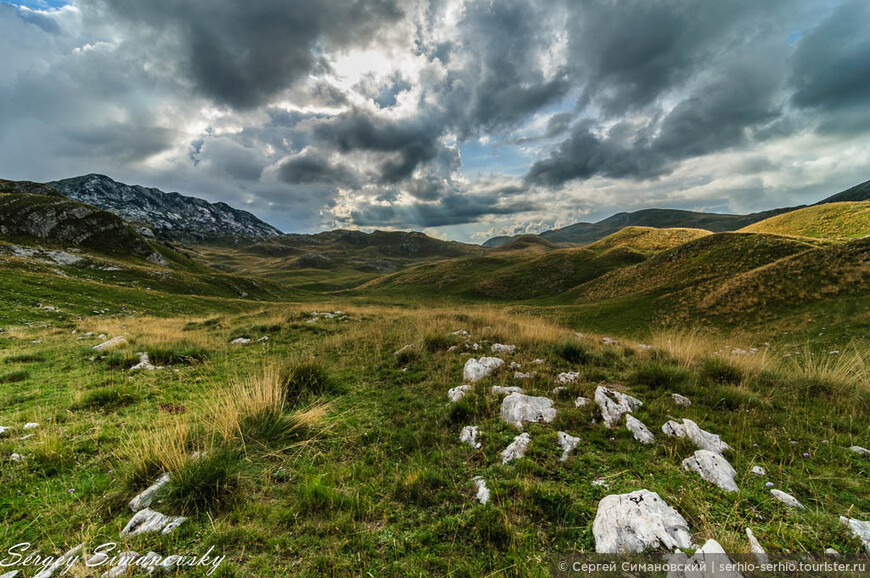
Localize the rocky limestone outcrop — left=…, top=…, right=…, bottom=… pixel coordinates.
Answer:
left=592, top=490, right=692, bottom=553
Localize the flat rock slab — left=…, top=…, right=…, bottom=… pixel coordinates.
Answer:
left=557, top=431, right=579, bottom=461
left=491, top=344, right=516, bottom=354
left=770, top=489, right=804, bottom=509
left=500, top=392, right=556, bottom=429
left=682, top=450, right=738, bottom=492
left=840, top=516, right=870, bottom=554
left=463, top=357, right=504, bottom=382
left=595, top=386, right=642, bottom=428
left=93, top=336, right=127, bottom=351
left=625, top=415, right=655, bottom=444
left=593, top=490, right=692, bottom=554
left=662, top=419, right=731, bottom=454
left=459, top=426, right=481, bottom=449
left=501, top=433, right=531, bottom=464
left=448, top=385, right=471, bottom=402
left=129, top=473, right=170, bottom=512
left=120, top=508, right=187, bottom=537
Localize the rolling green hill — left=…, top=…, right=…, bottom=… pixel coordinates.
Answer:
left=740, top=201, right=870, bottom=239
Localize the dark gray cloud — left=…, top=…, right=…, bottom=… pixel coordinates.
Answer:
left=277, top=149, right=359, bottom=186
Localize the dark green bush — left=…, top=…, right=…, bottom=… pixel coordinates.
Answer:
left=146, top=342, right=209, bottom=365
left=74, top=386, right=137, bottom=411
left=701, top=358, right=743, bottom=385
left=281, top=363, right=335, bottom=400
left=557, top=342, right=591, bottom=365
left=423, top=334, right=460, bottom=352
left=629, top=362, right=691, bottom=390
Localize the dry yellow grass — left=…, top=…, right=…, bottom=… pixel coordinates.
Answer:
left=121, top=418, right=194, bottom=475
left=782, top=341, right=869, bottom=392
left=204, top=365, right=287, bottom=442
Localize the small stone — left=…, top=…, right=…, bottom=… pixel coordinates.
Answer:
left=448, top=385, right=472, bottom=402
left=23, top=423, right=38, bottom=430
left=9, top=453, right=22, bottom=462
left=33, top=544, right=83, bottom=578
left=592, top=490, right=692, bottom=553
left=557, top=431, right=579, bottom=462
left=0, top=426, right=11, bottom=436
left=93, top=336, right=127, bottom=351
left=129, top=352, right=162, bottom=371
left=394, top=344, right=414, bottom=356
left=594, top=386, right=642, bottom=428
left=513, top=371, right=535, bottom=380
left=120, top=508, right=187, bottom=537
left=671, top=393, right=692, bottom=407
left=556, top=371, right=581, bottom=384
left=257, top=336, right=269, bottom=343
left=661, top=419, right=731, bottom=454
left=667, top=539, right=743, bottom=578
left=746, top=528, right=769, bottom=564
left=463, top=357, right=504, bottom=382
left=591, top=479, right=609, bottom=488
left=508, top=361, right=522, bottom=370
left=682, top=450, right=739, bottom=492
left=459, top=426, right=481, bottom=449
left=499, top=392, right=557, bottom=429
left=474, top=476, right=490, bottom=504
left=230, top=337, right=251, bottom=344
left=501, top=433, right=531, bottom=464
left=129, top=473, right=170, bottom=512
left=491, top=343, right=516, bottom=355
left=825, top=548, right=840, bottom=557
left=750, top=465, right=766, bottom=476
left=491, top=385, right=524, bottom=395
left=552, top=386, right=567, bottom=395
left=850, top=445, right=870, bottom=457
left=770, top=489, right=804, bottom=509
left=625, top=415, right=655, bottom=444
left=451, top=330, right=469, bottom=337
left=574, top=396, right=590, bottom=407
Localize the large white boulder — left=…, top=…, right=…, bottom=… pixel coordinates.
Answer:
left=682, top=450, right=738, bottom=492
left=595, top=386, right=642, bottom=428
left=463, top=357, right=504, bottom=382
left=501, top=433, right=531, bottom=464
left=474, top=476, right=490, bottom=504
left=592, top=490, right=692, bottom=553
left=661, top=419, right=731, bottom=454
left=499, top=393, right=557, bottom=429
left=840, top=516, right=870, bottom=554
left=625, top=415, right=655, bottom=444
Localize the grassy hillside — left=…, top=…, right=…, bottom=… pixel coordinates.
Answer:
left=817, top=178, right=870, bottom=204
left=740, top=201, right=870, bottom=239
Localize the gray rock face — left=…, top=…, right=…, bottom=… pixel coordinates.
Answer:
left=491, top=344, right=516, bottom=355
left=448, top=385, right=472, bottom=403
left=595, top=386, right=642, bottom=428
left=129, top=473, right=170, bottom=512
left=459, top=426, right=481, bottom=449
left=93, top=336, right=127, bottom=351
left=50, top=174, right=281, bottom=241
left=682, top=450, right=738, bottom=492
left=672, top=393, right=692, bottom=407
left=557, top=431, right=579, bottom=462
left=592, top=490, right=692, bottom=553
left=840, top=516, right=870, bottom=554
left=746, top=527, right=769, bottom=564
left=120, top=508, right=187, bottom=537
left=661, top=419, right=731, bottom=454
left=501, top=433, right=531, bottom=464
left=625, top=415, right=655, bottom=444
left=463, top=357, right=504, bottom=382
left=770, top=489, right=804, bottom=509
left=499, top=393, right=557, bottom=428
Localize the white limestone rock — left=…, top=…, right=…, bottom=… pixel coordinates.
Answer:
left=625, top=415, right=655, bottom=444
left=850, top=445, right=870, bottom=457
left=751, top=465, right=766, bottom=476
left=746, top=527, right=769, bottom=564
left=592, top=490, right=692, bottom=553
left=509, top=361, right=522, bottom=370
left=463, top=357, right=504, bottom=382
left=448, top=385, right=472, bottom=403
left=770, top=489, right=804, bottom=509
left=9, top=453, right=22, bottom=462
left=474, top=476, right=490, bottom=504
left=661, top=419, right=731, bottom=454
left=394, top=344, right=415, bottom=356
left=666, top=539, right=743, bottom=578
left=129, top=473, right=170, bottom=512
left=23, top=423, right=38, bottom=430
left=501, top=433, right=531, bottom=464
left=682, top=450, right=738, bottom=492
left=491, top=385, right=524, bottom=395
left=0, top=426, right=11, bottom=436
left=491, top=343, right=516, bottom=355
left=451, top=330, right=469, bottom=337
left=499, top=392, right=557, bottom=429
left=557, top=372, right=581, bottom=385
left=840, top=516, right=870, bottom=554
left=557, top=431, right=579, bottom=462
left=594, top=386, right=642, bottom=428
left=460, top=426, right=481, bottom=449
left=513, top=371, right=535, bottom=380
left=93, top=336, right=127, bottom=351
left=671, top=393, right=692, bottom=407
left=120, top=508, right=187, bottom=537
left=574, top=396, right=590, bottom=407
left=129, top=352, right=162, bottom=371
left=33, top=544, right=83, bottom=578
left=230, top=337, right=251, bottom=344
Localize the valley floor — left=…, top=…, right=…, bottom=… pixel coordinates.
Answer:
left=0, top=304, right=868, bottom=576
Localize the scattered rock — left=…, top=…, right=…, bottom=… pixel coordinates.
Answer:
left=9, top=453, right=22, bottom=462
left=601, top=337, right=619, bottom=345
left=474, top=476, right=490, bottom=504
left=574, top=396, right=590, bottom=407
left=591, top=479, right=609, bottom=488
left=459, top=426, right=481, bottom=449
left=850, top=445, right=870, bottom=457
left=19, top=434, right=34, bottom=440
left=531, top=359, right=545, bottom=365
left=509, top=361, right=522, bottom=370
left=840, top=516, right=870, bottom=554
left=499, top=392, right=557, bottom=428
left=129, top=473, right=170, bottom=512
left=594, top=386, right=642, bottom=428
left=682, top=450, right=738, bottom=492
left=592, top=490, right=692, bottom=553
left=557, top=431, right=579, bottom=461
left=23, top=423, right=38, bottom=430
left=770, top=489, right=804, bottom=509
left=751, top=465, right=766, bottom=476
left=491, top=385, right=524, bottom=395
left=448, top=385, right=472, bottom=402
left=257, top=336, right=269, bottom=343
left=746, top=527, right=769, bottom=564
left=501, top=433, right=531, bottom=464
left=671, top=393, right=692, bottom=407
left=625, top=415, right=655, bottom=444
left=825, top=548, right=840, bottom=556
left=661, top=419, right=731, bottom=454
left=491, top=344, right=516, bottom=355
left=666, top=539, right=743, bottom=578
left=32, top=543, right=83, bottom=578
left=120, top=508, right=187, bottom=537
left=231, top=337, right=251, bottom=344
left=0, top=426, right=10, bottom=436
left=556, top=372, right=581, bottom=384
left=394, top=344, right=415, bottom=356
left=0, top=570, right=18, bottom=578
left=463, top=357, right=504, bottom=382
left=129, top=352, right=162, bottom=371
left=451, top=330, right=469, bottom=337
left=93, top=336, right=127, bottom=351
left=513, top=371, right=535, bottom=380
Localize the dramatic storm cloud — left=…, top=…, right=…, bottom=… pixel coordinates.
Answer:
left=1, top=0, right=869, bottom=240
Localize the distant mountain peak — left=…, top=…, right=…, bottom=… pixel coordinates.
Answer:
left=48, top=174, right=281, bottom=242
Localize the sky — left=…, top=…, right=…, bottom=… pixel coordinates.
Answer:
left=1, top=0, right=869, bottom=242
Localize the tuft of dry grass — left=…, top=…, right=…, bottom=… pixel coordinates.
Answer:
left=782, top=341, right=869, bottom=392
left=649, top=327, right=714, bottom=366
left=204, top=366, right=287, bottom=442
left=121, top=418, right=194, bottom=480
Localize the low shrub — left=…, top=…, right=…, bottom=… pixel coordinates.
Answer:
left=423, top=334, right=460, bottom=352
left=74, top=386, right=137, bottom=411
left=701, top=358, right=743, bottom=385
left=281, top=363, right=335, bottom=400
left=146, top=342, right=209, bottom=365
left=557, top=342, right=591, bottom=365
left=165, top=447, right=242, bottom=515
left=629, top=362, right=691, bottom=390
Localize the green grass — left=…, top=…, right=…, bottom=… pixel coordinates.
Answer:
left=740, top=201, right=870, bottom=239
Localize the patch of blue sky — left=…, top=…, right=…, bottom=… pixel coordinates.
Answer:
left=2, top=0, right=70, bottom=9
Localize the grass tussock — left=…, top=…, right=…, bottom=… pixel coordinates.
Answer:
left=782, top=342, right=869, bottom=395
left=648, top=327, right=713, bottom=366
left=74, top=385, right=137, bottom=411
left=164, top=447, right=242, bottom=515
left=122, top=419, right=193, bottom=490
left=0, top=369, right=29, bottom=383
